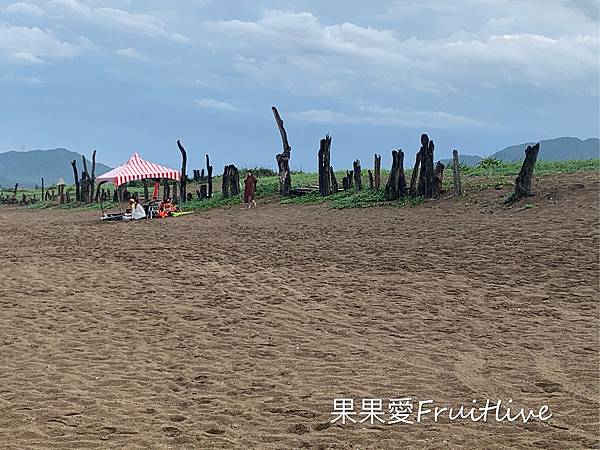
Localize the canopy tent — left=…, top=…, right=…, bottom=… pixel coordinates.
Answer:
left=96, top=153, right=180, bottom=187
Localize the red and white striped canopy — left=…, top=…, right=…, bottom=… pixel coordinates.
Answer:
left=96, top=153, right=181, bottom=187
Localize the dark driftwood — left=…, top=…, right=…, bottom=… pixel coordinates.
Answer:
left=172, top=181, right=178, bottom=203
left=384, top=149, right=407, bottom=200
left=142, top=179, right=149, bottom=202
left=506, top=143, right=540, bottom=203
left=206, top=154, right=213, bottom=198
left=417, top=134, right=435, bottom=198
left=222, top=165, right=240, bottom=198
left=318, top=135, right=332, bottom=196
left=374, top=154, right=381, bottom=191
left=452, top=150, right=462, bottom=195
left=81, top=155, right=90, bottom=203
left=163, top=179, right=170, bottom=201
left=177, top=139, right=187, bottom=203
left=70, top=160, right=80, bottom=201
left=95, top=181, right=107, bottom=202
left=272, top=106, right=292, bottom=196
left=432, top=161, right=445, bottom=198
left=353, top=160, right=362, bottom=191
left=89, top=150, right=96, bottom=202
left=330, top=166, right=338, bottom=193
left=409, top=151, right=421, bottom=196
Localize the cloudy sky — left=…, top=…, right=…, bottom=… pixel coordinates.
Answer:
left=0, top=0, right=598, bottom=171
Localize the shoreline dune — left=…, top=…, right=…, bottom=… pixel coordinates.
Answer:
left=0, top=172, right=598, bottom=449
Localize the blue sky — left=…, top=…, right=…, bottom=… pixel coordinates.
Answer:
left=0, top=0, right=598, bottom=172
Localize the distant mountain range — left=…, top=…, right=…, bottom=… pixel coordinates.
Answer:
left=1, top=137, right=598, bottom=188
left=0, top=148, right=112, bottom=189
left=441, top=137, right=599, bottom=166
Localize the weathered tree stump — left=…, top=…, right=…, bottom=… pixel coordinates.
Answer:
left=177, top=140, right=187, bottom=203
left=432, top=162, right=445, bottom=198
left=374, top=154, right=381, bottom=191
left=272, top=106, right=292, bottom=196
left=417, top=134, right=435, bottom=198
left=408, top=151, right=421, bottom=196
left=368, top=170, right=374, bottom=190
left=89, top=150, right=97, bottom=202
left=330, top=166, right=338, bottom=193
left=353, top=159, right=362, bottom=191
left=222, top=165, right=240, bottom=198
left=142, top=179, right=149, bottom=202
left=70, top=160, right=80, bottom=201
left=197, top=185, right=208, bottom=199
left=163, top=179, right=170, bottom=201
left=318, top=134, right=332, bottom=196
left=452, top=149, right=462, bottom=195
left=506, top=143, right=540, bottom=203
left=172, top=181, right=178, bottom=203
left=206, top=154, right=213, bottom=198
left=384, top=149, right=407, bottom=200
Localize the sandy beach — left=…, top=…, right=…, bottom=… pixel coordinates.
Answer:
left=0, top=171, right=598, bottom=449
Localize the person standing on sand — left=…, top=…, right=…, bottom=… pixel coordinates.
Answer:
left=244, top=171, right=258, bottom=208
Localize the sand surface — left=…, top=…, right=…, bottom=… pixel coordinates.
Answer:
left=0, top=172, right=598, bottom=449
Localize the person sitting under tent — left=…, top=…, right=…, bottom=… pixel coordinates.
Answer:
left=131, top=198, right=146, bottom=220
left=158, top=198, right=178, bottom=218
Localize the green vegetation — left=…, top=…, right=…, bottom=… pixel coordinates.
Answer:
left=3, top=158, right=598, bottom=213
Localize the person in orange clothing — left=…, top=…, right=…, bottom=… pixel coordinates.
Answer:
left=158, top=198, right=178, bottom=218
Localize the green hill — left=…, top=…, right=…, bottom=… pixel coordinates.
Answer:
left=0, top=148, right=112, bottom=189
left=441, top=137, right=598, bottom=166
left=489, top=137, right=599, bottom=162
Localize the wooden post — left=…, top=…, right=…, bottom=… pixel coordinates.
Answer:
left=70, top=160, right=80, bottom=201
left=222, top=165, right=229, bottom=197
left=206, top=154, right=213, bottom=198
left=81, top=155, right=90, bottom=203
left=142, top=179, right=149, bottom=202
left=222, top=165, right=240, bottom=198
left=172, top=181, right=178, bottom=203
left=89, top=150, right=96, bottom=203
left=368, top=170, right=374, bottom=190
left=432, top=162, right=445, bottom=198
left=177, top=139, right=187, bottom=203
left=506, top=143, right=540, bottom=203
left=318, top=135, right=332, bottom=196
left=417, top=134, right=435, bottom=198
left=353, top=160, right=362, bottom=191
left=330, top=166, right=338, bottom=193
left=41, top=178, right=44, bottom=204
left=384, top=149, right=407, bottom=200
left=163, top=179, right=170, bottom=200
left=272, top=106, right=292, bottom=196
left=374, top=154, right=381, bottom=191
left=452, top=150, right=462, bottom=195
left=409, top=151, right=421, bottom=196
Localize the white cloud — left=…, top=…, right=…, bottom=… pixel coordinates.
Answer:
left=289, top=105, right=486, bottom=129
left=206, top=8, right=599, bottom=94
left=4, top=2, right=45, bottom=16
left=50, top=0, right=190, bottom=42
left=0, top=23, right=94, bottom=63
left=196, top=98, right=239, bottom=112
left=115, top=46, right=147, bottom=60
